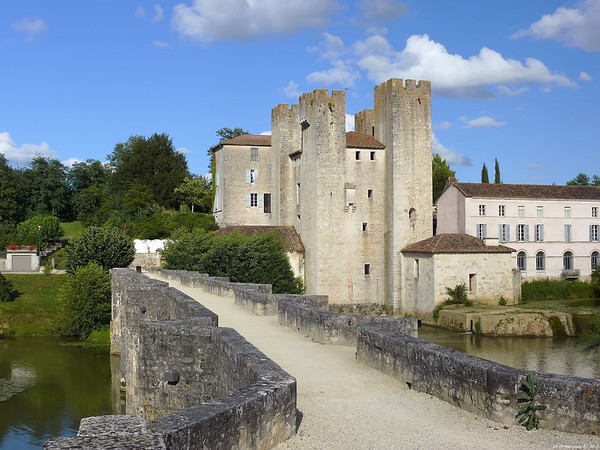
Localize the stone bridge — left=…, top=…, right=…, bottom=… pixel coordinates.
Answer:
left=45, top=268, right=600, bottom=449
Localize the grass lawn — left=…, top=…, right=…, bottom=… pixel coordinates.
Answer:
left=0, top=274, right=67, bottom=336
left=61, top=221, right=85, bottom=239
left=519, top=297, right=600, bottom=315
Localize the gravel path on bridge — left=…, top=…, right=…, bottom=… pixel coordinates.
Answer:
left=149, top=273, right=600, bottom=450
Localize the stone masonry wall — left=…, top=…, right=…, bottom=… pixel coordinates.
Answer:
left=357, top=325, right=600, bottom=434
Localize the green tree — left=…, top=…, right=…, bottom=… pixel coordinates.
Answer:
left=74, top=185, right=106, bottom=226
left=162, top=227, right=214, bottom=271
left=68, top=159, right=109, bottom=193
left=0, top=273, right=16, bottom=302
left=59, top=262, right=111, bottom=338
left=28, top=157, right=72, bottom=219
left=481, top=163, right=489, bottom=183
left=65, top=226, right=135, bottom=273
left=108, top=133, right=189, bottom=209
left=567, top=173, right=591, bottom=186
left=494, top=158, right=502, bottom=184
left=0, top=154, right=17, bottom=223
left=432, top=154, right=456, bottom=202
left=174, top=176, right=211, bottom=213
left=16, top=214, right=64, bottom=249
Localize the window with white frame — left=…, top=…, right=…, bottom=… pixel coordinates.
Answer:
left=499, top=224, right=510, bottom=242
left=563, top=251, right=574, bottom=270
left=593, top=207, right=598, bottom=218
left=478, top=205, right=486, bottom=216
left=498, top=205, right=505, bottom=217
left=246, top=169, right=258, bottom=184
left=565, top=224, right=572, bottom=242
left=517, top=251, right=527, bottom=271
left=537, top=206, right=543, bottom=218
left=518, top=206, right=525, bottom=218
left=250, top=147, right=259, bottom=162
left=592, top=251, right=599, bottom=270
left=476, top=224, right=487, bottom=239
left=249, top=193, right=258, bottom=207
left=536, top=251, right=545, bottom=271
left=591, top=225, right=599, bottom=242
left=517, top=224, right=528, bottom=242
left=564, top=206, right=571, bottom=218
left=535, top=224, right=544, bottom=242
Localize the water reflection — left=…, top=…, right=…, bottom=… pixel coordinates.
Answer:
left=418, top=325, right=600, bottom=378
left=0, top=337, right=115, bottom=449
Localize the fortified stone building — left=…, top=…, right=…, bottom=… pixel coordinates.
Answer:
left=213, top=79, right=519, bottom=312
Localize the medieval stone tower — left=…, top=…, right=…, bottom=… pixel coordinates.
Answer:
left=214, top=78, right=432, bottom=311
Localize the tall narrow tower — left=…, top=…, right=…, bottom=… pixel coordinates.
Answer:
left=374, top=79, right=433, bottom=311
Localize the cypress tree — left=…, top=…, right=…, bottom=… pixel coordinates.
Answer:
left=481, top=163, right=489, bottom=183
left=494, top=158, right=502, bottom=184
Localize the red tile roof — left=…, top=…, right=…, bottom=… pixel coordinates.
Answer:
left=402, top=233, right=514, bottom=254
left=219, top=134, right=272, bottom=147
left=450, top=182, right=600, bottom=201
left=345, top=131, right=385, bottom=149
left=215, top=226, right=304, bottom=252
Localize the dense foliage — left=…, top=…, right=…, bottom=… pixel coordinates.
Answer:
left=65, top=226, right=135, bottom=273
left=0, top=273, right=15, bottom=302
left=432, top=153, right=455, bottom=202
left=566, top=173, right=600, bottom=186
left=521, top=278, right=594, bottom=302
left=163, top=229, right=303, bottom=294
left=59, top=262, right=111, bottom=338
left=16, top=214, right=64, bottom=249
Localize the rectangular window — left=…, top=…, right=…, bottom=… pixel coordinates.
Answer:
left=355, top=151, right=361, bottom=160
left=536, top=252, right=545, bottom=271
left=591, top=225, right=599, bottom=242
left=263, top=193, right=271, bottom=214
left=414, top=259, right=420, bottom=279
left=364, top=264, right=371, bottom=275
left=250, top=147, right=259, bottom=162
left=296, top=183, right=300, bottom=205
left=593, top=207, right=598, bottom=218
left=247, top=193, right=258, bottom=208
left=469, top=274, right=476, bottom=293
left=362, top=222, right=368, bottom=232
left=537, top=206, right=543, bottom=218
left=564, top=224, right=572, bottom=242
left=499, top=224, right=510, bottom=242
left=517, top=224, right=529, bottom=242
left=246, top=169, right=258, bottom=184
left=367, top=189, right=373, bottom=198
left=478, top=205, right=486, bottom=216
left=370, top=151, right=376, bottom=161
left=518, top=206, right=525, bottom=218
left=498, top=205, right=505, bottom=217
left=535, top=224, right=544, bottom=242
left=564, top=206, right=571, bottom=218
left=476, top=224, right=487, bottom=239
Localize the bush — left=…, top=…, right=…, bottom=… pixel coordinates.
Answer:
left=16, top=215, right=64, bottom=249
left=592, top=266, right=600, bottom=299
left=65, top=226, right=135, bottom=274
left=59, top=262, right=111, bottom=338
left=521, top=278, right=594, bottom=302
left=444, top=283, right=472, bottom=306
left=162, top=227, right=214, bottom=272
left=0, top=273, right=15, bottom=302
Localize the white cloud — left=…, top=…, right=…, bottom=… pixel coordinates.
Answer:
left=0, top=132, right=56, bottom=165
left=177, top=147, right=192, bottom=154
left=172, top=0, right=340, bottom=43
left=434, top=121, right=451, bottom=130
left=357, top=0, right=406, bottom=23
left=309, top=33, right=346, bottom=59
left=260, top=130, right=272, bottom=136
left=283, top=80, right=300, bottom=98
left=353, top=34, right=575, bottom=98
left=306, top=60, right=359, bottom=87
left=135, top=7, right=146, bottom=19
left=432, top=133, right=471, bottom=166
left=580, top=71, right=593, bottom=82
left=462, top=116, right=507, bottom=128
left=497, top=85, right=530, bottom=96
left=154, top=40, right=171, bottom=48
left=62, top=157, right=82, bottom=168
left=512, top=0, right=600, bottom=52
left=152, top=5, right=165, bottom=22
left=346, top=114, right=355, bottom=131
left=12, top=18, right=47, bottom=40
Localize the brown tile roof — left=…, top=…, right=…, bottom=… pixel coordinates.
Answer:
left=345, top=131, right=385, bottom=149
left=219, top=134, right=272, bottom=147
left=215, top=226, right=304, bottom=252
left=451, top=182, right=600, bottom=201
left=402, top=233, right=514, bottom=254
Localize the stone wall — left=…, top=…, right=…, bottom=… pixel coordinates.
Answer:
left=357, top=325, right=600, bottom=434
left=46, top=268, right=296, bottom=449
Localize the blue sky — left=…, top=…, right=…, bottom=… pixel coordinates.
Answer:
left=1, top=0, right=598, bottom=185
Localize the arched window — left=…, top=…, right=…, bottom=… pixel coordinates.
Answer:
left=409, top=208, right=416, bottom=219
left=536, top=251, right=545, bottom=271
left=517, top=251, right=527, bottom=271
left=592, top=251, right=599, bottom=271
left=563, top=251, right=574, bottom=270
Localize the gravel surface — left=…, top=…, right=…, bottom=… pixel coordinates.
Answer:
left=149, top=273, right=600, bottom=450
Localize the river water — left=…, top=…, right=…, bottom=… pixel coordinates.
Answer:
left=419, top=325, right=600, bottom=379
left=0, top=337, right=118, bottom=449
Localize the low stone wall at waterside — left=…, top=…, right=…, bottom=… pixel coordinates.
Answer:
left=357, top=325, right=600, bottom=434
left=45, top=268, right=296, bottom=450
left=149, top=267, right=276, bottom=316
left=278, top=297, right=418, bottom=345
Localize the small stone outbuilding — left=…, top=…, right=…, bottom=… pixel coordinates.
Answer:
left=401, top=234, right=520, bottom=312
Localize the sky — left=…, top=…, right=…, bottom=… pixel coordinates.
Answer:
left=1, top=0, right=599, bottom=185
